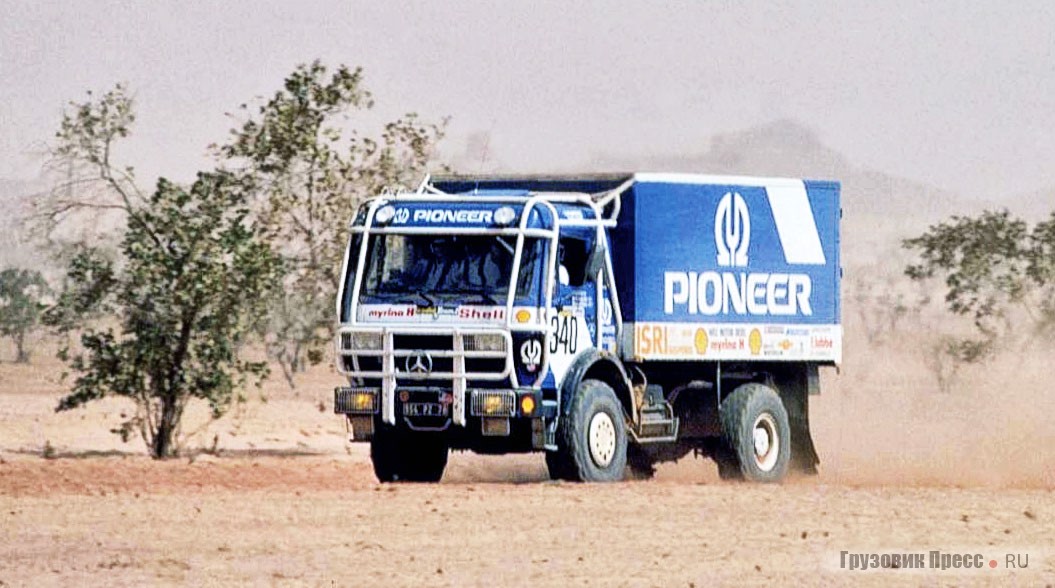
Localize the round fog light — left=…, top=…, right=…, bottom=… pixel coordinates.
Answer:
left=374, top=204, right=396, bottom=225
left=494, top=206, right=517, bottom=226
left=520, top=395, right=536, bottom=415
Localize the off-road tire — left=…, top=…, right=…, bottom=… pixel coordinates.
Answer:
left=370, top=426, right=448, bottom=483
left=553, top=379, right=628, bottom=482
left=718, top=383, right=791, bottom=483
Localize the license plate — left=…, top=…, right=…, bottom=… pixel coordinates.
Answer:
left=404, top=402, right=448, bottom=417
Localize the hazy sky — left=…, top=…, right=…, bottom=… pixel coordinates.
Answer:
left=2, top=1, right=1054, bottom=200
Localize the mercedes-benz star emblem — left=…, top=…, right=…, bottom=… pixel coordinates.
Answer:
left=405, top=351, right=433, bottom=378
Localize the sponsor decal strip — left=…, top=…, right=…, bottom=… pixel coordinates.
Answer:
left=632, top=322, right=841, bottom=362
left=358, top=304, right=510, bottom=323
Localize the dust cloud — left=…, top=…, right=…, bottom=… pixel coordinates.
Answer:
left=440, top=320, right=1055, bottom=489
left=810, top=335, right=1055, bottom=489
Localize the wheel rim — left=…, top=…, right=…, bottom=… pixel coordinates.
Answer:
left=752, top=413, right=780, bottom=472
left=588, top=411, right=617, bottom=468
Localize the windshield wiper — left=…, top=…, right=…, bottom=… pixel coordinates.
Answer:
left=415, top=290, right=436, bottom=308
left=496, top=237, right=515, bottom=255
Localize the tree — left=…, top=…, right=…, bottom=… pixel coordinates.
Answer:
left=43, top=86, right=280, bottom=458
left=0, top=268, right=51, bottom=362
left=34, top=84, right=141, bottom=254
left=216, top=61, right=446, bottom=386
left=846, top=263, right=921, bottom=345
left=903, top=209, right=1055, bottom=364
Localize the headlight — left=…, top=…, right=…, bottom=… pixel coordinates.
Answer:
left=342, top=332, right=383, bottom=350
left=464, top=333, right=505, bottom=352
left=493, top=206, right=517, bottom=226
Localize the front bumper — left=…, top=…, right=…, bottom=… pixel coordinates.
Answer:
left=334, top=386, right=554, bottom=422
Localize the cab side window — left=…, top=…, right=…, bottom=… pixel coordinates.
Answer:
left=558, top=237, right=590, bottom=287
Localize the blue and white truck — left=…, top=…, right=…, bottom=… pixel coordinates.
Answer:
left=334, top=173, right=841, bottom=482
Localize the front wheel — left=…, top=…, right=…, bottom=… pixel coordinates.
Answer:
left=718, top=383, right=791, bottom=483
left=553, top=379, right=628, bottom=482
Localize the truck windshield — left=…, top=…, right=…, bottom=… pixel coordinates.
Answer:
left=362, top=235, right=540, bottom=303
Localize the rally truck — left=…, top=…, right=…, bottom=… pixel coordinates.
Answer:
left=333, top=173, right=841, bottom=482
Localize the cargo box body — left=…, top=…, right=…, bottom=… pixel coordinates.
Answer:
left=612, top=173, right=841, bottom=364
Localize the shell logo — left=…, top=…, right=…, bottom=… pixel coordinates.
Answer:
left=694, top=328, right=708, bottom=355
left=778, top=339, right=793, bottom=351
left=748, top=328, right=762, bottom=355
left=515, top=309, right=531, bottom=324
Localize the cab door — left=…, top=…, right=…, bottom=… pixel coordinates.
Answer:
left=545, top=235, right=598, bottom=388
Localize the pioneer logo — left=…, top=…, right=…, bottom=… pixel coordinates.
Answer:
left=715, top=192, right=750, bottom=267
left=409, top=209, right=493, bottom=224
left=664, top=190, right=822, bottom=317
left=664, top=271, right=812, bottom=316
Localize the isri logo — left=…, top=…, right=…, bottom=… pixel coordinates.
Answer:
left=715, top=192, right=750, bottom=267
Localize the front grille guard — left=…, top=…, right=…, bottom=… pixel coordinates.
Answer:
left=336, top=327, right=514, bottom=426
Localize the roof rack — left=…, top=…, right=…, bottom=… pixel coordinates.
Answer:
left=417, top=173, right=634, bottom=222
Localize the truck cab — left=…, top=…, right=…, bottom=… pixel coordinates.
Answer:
left=335, top=173, right=841, bottom=483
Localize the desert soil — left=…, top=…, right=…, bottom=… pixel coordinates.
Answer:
left=1, top=351, right=1054, bottom=587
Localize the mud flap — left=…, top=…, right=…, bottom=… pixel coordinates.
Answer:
left=786, top=391, right=820, bottom=474
left=775, top=366, right=820, bottom=475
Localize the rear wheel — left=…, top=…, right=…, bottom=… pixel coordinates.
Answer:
left=718, top=383, right=791, bottom=483
left=553, top=379, right=628, bottom=482
left=371, top=426, right=448, bottom=483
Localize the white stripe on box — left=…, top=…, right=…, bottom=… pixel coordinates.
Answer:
left=765, top=182, right=826, bottom=265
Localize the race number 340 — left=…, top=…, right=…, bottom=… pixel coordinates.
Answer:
left=549, top=315, right=578, bottom=354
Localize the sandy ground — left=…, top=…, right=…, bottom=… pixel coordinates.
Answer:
left=2, top=346, right=1054, bottom=586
